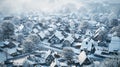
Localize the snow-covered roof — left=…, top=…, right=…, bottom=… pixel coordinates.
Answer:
left=109, top=36, right=120, bottom=52
left=81, top=38, right=92, bottom=51
left=18, top=24, right=24, bottom=31
left=12, top=41, right=20, bottom=47
left=48, top=28, right=54, bottom=32
left=50, top=59, right=59, bottom=67
left=13, top=57, right=27, bottom=66
left=0, top=42, right=5, bottom=47
left=78, top=51, right=87, bottom=65
left=88, top=20, right=97, bottom=26
left=33, top=28, right=39, bottom=33
left=95, top=26, right=106, bottom=34
left=4, top=41, right=9, bottom=45
left=44, top=30, right=50, bottom=36
left=0, top=52, right=6, bottom=63
left=54, top=31, right=64, bottom=40
left=59, top=62, right=68, bottom=66
left=17, top=47, right=23, bottom=51
left=85, top=29, right=93, bottom=36
left=7, top=48, right=17, bottom=55
left=73, top=43, right=82, bottom=46
left=38, top=31, right=46, bottom=39
left=64, top=34, right=74, bottom=43
left=74, top=34, right=80, bottom=39
left=94, top=49, right=102, bottom=55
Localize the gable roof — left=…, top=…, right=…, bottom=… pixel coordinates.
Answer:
left=64, top=34, right=74, bottom=43
left=109, top=36, right=120, bottom=52
left=78, top=51, right=87, bottom=65
left=54, top=31, right=64, bottom=40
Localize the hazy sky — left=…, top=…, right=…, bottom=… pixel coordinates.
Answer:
left=0, top=0, right=120, bottom=15
left=0, top=0, right=83, bottom=14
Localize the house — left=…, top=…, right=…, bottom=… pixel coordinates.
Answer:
left=3, top=16, right=13, bottom=20
left=69, top=13, right=78, bottom=19
left=50, top=59, right=58, bottom=67
left=88, top=20, right=98, bottom=29
left=80, top=38, right=93, bottom=52
left=62, top=34, right=74, bottom=47
left=98, top=41, right=108, bottom=47
left=38, top=31, right=46, bottom=40
left=45, top=54, right=55, bottom=65
left=0, top=52, right=7, bottom=63
left=3, top=41, right=16, bottom=48
left=7, top=47, right=17, bottom=56
left=94, top=46, right=109, bottom=58
left=0, top=42, right=5, bottom=48
left=17, top=47, right=23, bottom=54
left=5, top=54, right=28, bottom=67
left=49, top=31, right=64, bottom=44
left=72, top=42, right=82, bottom=49
left=109, top=36, right=120, bottom=52
left=78, top=51, right=91, bottom=65
left=32, top=28, right=39, bottom=34
left=27, top=50, right=54, bottom=66
left=85, top=29, right=93, bottom=37
left=44, top=30, right=51, bottom=39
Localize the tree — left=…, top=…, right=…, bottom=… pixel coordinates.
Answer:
left=27, top=34, right=40, bottom=45
left=109, top=19, right=119, bottom=28
left=23, top=60, right=34, bottom=67
left=79, top=21, right=89, bottom=29
left=100, top=57, right=120, bottom=67
left=15, top=33, right=24, bottom=43
left=0, top=28, right=3, bottom=41
left=22, top=40, right=35, bottom=53
left=63, top=47, right=75, bottom=65
left=110, top=24, right=120, bottom=37
left=0, top=21, right=15, bottom=39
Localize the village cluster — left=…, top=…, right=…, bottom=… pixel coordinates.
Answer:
left=0, top=2, right=120, bottom=67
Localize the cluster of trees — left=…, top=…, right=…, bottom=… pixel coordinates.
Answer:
left=22, top=34, right=40, bottom=53
left=99, top=56, right=120, bottom=67
left=0, top=21, right=41, bottom=53
left=0, top=21, right=15, bottom=41
left=110, top=24, right=120, bottom=37
left=63, top=47, right=75, bottom=65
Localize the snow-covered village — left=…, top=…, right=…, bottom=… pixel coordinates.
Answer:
left=0, top=0, right=120, bottom=67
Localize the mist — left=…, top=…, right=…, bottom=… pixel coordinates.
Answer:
left=0, top=0, right=83, bottom=15
left=0, top=0, right=120, bottom=15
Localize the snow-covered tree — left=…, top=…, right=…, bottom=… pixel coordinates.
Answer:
left=27, top=34, right=40, bottom=45
left=100, top=57, right=120, bottom=67
left=109, top=19, right=119, bottom=28
left=0, top=28, right=3, bottom=41
left=63, top=47, right=75, bottom=64
left=22, top=40, right=35, bottom=53
left=15, top=33, right=25, bottom=43
left=0, top=21, right=15, bottom=39
left=110, top=24, right=120, bottom=37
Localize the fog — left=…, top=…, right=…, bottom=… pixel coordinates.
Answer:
left=0, top=0, right=83, bottom=15
left=0, top=0, right=120, bottom=15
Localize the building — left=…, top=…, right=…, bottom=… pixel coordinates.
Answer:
left=109, top=36, right=120, bottom=52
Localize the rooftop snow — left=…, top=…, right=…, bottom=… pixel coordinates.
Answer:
left=78, top=51, right=87, bottom=65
